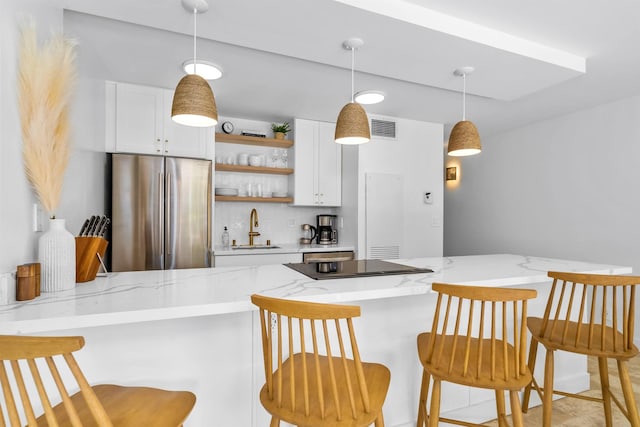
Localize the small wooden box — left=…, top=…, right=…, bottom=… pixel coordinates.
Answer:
left=16, top=263, right=40, bottom=301
left=75, top=237, right=108, bottom=283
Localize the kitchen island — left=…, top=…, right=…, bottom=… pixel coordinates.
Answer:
left=0, top=254, right=631, bottom=426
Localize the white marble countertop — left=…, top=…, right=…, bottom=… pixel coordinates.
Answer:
left=0, top=254, right=630, bottom=334
left=213, top=243, right=355, bottom=256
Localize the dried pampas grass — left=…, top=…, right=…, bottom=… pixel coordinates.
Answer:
left=18, top=21, right=77, bottom=217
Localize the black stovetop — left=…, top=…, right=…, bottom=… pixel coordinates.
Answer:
left=284, top=259, right=433, bottom=280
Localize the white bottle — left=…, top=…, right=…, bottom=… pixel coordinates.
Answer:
left=222, top=226, right=230, bottom=248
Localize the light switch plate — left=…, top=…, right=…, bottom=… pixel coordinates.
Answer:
left=33, top=203, right=44, bottom=232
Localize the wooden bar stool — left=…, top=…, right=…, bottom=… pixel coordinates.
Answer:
left=251, top=294, right=391, bottom=427
left=0, top=335, right=196, bottom=426
left=416, top=283, right=537, bottom=427
left=522, top=271, right=640, bottom=427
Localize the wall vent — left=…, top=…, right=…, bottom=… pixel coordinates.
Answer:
left=367, top=245, right=400, bottom=260
left=371, top=119, right=397, bottom=139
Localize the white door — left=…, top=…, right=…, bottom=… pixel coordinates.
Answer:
left=316, top=121, right=341, bottom=206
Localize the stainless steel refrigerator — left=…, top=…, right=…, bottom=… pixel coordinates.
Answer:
left=111, top=153, right=212, bottom=271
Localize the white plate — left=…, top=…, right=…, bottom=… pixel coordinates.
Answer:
left=215, top=188, right=238, bottom=196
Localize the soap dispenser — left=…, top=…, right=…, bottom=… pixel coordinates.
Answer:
left=222, top=226, right=230, bottom=248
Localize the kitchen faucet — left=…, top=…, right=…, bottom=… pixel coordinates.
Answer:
left=248, top=208, right=260, bottom=246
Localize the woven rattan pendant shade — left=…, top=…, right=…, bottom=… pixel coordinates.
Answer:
left=448, top=66, right=481, bottom=156
left=334, top=38, right=370, bottom=145
left=335, top=102, right=370, bottom=144
left=447, top=120, right=481, bottom=156
left=171, top=74, right=218, bottom=127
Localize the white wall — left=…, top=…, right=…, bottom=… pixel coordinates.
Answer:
left=0, top=3, right=107, bottom=293
left=0, top=1, right=63, bottom=279
left=353, top=115, right=444, bottom=258
left=444, top=95, right=640, bottom=344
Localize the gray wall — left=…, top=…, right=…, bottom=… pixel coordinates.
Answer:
left=444, top=94, right=640, bottom=343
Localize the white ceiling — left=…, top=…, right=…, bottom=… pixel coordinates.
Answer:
left=57, top=0, right=640, bottom=137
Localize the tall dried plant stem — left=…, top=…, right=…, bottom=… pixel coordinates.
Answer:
left=18, top=21, right=77, bottom=217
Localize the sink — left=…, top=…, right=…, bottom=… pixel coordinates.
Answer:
left=231, top=245, right=281, bottom=250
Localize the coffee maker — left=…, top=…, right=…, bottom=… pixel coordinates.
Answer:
left=316, top=214, right=338, bottom=245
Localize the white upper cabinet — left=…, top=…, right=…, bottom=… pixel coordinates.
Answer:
left=291, top=118, right=342, bottom=206
left=106, top=81, right=212, bottom=158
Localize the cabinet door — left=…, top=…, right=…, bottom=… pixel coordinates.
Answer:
left=115, top=83, right=163, bottom=155
left=291, top=119, right=317, bottom=206
left=162, top=90, right=210, bottom=158
left=316, top=121, right=342, bottom=206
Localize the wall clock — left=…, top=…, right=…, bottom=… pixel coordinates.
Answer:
left=222, top=121, right=234, bottom=134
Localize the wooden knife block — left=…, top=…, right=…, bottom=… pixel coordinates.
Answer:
left=75, top=237, right=108, bottom=283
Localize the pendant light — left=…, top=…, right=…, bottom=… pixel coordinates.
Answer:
left=447, top=67, right=481, bottom=156
left=335, top=38, right=370, bottom=145
left=171, top=0, right=218, bottom=127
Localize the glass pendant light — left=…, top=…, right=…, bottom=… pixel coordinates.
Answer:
left=171, top=0, right=218, bottom=127
left=335, top=38, right=370, bottom=145
left=448, top=67, right=481, bottom=156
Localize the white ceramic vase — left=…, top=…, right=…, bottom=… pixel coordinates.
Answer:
left=38, top=218, right=76, bottom=292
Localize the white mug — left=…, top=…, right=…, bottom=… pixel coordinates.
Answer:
left=237, top=153, right=249, bottom=166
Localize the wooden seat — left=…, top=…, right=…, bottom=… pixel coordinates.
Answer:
left=416, top=283, right=537, bottom=427
left=251, top=294, right=391, bottom=427
left=0, top=335, right=195, bottom=427
left=522, top=271, right=640, bottom=427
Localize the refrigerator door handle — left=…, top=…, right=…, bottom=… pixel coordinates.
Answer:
left=158, top=172, right=164, bottom=260
left=166, top=172, right=172, bottom=256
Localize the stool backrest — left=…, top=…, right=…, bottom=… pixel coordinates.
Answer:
left=426, top=283, right=537, bottom=383
left=538, top=271, right=638, bottom=354
left=251, top=294, right=371, bottom=422
left=0, top=335, right=112, bottom=427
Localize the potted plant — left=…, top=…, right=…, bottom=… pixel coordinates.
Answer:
left=271, top=122, right=291, bottom=140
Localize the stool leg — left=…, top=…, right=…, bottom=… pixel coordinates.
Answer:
left=374, top=411, right=385, bottom=427
left=416, top=369, right=431, bottom=427
left=542, top=348, right=554, bottom=427
left=495, top=390, right=507, bottom=427
left=269, top=416, right=280, bottom=427
left=522, top=338, right=539, bottom=413
left=428, top=379, right=441, bottom=427
left=598, top=357, right=613, bottom=427
left=509, top=390, right=525, bottom=427
left=617, top=359, right=640, bottom=426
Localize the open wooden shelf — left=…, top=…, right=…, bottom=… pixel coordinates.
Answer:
left=215, top=163, right=293, bottom=175
left=215, top=133, right=293, bottom=148
left=215, top=196, right=293, bottom=203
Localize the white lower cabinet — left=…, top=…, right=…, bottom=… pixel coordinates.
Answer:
left=105, top=81, right=212, bottom=159
left=291, top=118, right=341, bottom=206
left=214, top=252, right=302, bottom=267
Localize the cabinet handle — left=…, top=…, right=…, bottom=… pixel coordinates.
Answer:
left=156, top=138, right=161, bottom=142
left=165, top=139, right=168, bottom=143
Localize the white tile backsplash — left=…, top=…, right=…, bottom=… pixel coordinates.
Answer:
left=214, top=202, right=337, bottom=247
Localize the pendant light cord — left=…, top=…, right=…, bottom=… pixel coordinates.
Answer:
left=462, top=72, right=466, bottom=121
left=350, top=46, right=355, bottom=103
left=193, top=7, right=197, bottom=74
